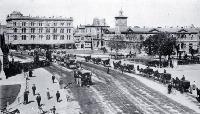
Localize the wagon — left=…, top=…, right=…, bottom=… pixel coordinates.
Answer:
left=65, top=59, right=77, bottom=69
left=78, top=69, right=93, bottom=86
left=181, top=80, right=190, bottom=92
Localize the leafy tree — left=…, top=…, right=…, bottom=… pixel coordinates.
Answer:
left=143, top=32, right=176, bottom=67
left=107, top=35, right=126, bottom=53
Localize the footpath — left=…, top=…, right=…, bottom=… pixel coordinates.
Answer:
left=6, top=67, right=81, bottom=114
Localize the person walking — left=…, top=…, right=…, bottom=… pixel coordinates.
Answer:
left=181, top=75, right=185, bottom=81
left=46, top=88, right=51, bottom=100
left=56, top=91, right=60, bottom=102
left=168, top=83, right=172, bottom=94
left=23, top=91, right=29, bottom=104
left=52, top=74, right=55, bottom=83
left=190, top=81, right=197, bottom=94
left=29, top=69, right=33, bottom=77
left=36, top=94, right=41, bottom=107
left=107, top=67, right=110, bottom=74
left=51, top=106, right=56, bottom=114
left=32, top=84, right=36, bottom=96
left=74, top=70, right=78, bottom=85
left=77, top=72, right=82, bottom=87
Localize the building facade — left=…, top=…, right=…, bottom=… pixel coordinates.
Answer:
left=74, top=18, right=109, bottom=50
left=103, top=10, right=200, bottom=55
left=74, top=25, right=94, bottom=50
left=6, top=11, right=74, bottom=49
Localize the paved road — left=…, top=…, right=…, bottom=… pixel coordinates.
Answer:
left=44, top=62, right=197, bottom=114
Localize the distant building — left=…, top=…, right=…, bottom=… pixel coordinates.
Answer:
left=74, top=18, right=109, bottom=50
left=74, top=25, right=94, bottom=50
left=103, top=10, right=200, bottom=55
left=6, top=11, right=74, bottom=49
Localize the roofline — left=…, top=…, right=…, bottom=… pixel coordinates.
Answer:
left=85, top=25, right=110, bottom=27
left=115, top=17, right=128, bottom=19
left=6, top=17, right=73, bottom=22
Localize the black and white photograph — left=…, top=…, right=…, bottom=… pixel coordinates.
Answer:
left=0, top=0, right=200, bottom=113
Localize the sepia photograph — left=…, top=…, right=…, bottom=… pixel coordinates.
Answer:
left=0, top=0, right=200, bottom=113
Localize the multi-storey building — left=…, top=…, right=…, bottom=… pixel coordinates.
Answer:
left=6, top=11, right=74, bottom=49
left=103, top=10, right=200, bottom=55
left=74, top=25, right=94, bottom=50
left=74, top=18, right=109, bottom=50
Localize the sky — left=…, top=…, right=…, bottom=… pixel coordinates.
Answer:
left=0, top=0, right=199, bottom=28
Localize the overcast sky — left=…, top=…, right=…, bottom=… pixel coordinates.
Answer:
left=0, top=0, right=199, bottom=27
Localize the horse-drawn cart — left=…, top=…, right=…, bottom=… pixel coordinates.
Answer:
left=78, top=69, right=93, bottom=86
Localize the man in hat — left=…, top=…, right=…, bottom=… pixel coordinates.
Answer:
left=46, top=88, right=51, bottom=100
left=52, top=74, right=55, bottom=83
left=23, top=91, right=29, bottom=104
left=32, top=84, right=36, bottom=96
left=36, top=94, right=41, bottom=107
left=56, top=91, right=60, bottom=102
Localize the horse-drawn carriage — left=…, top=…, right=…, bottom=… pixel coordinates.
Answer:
left=84, top=55, right=91, bottom=62
left=181, top=80, right=190, bottom=92
left=92, top=57, right=102, bottom=64
left=140, top=67, right=154, bottom=77
left=101, top=58, right=110, bottom=67
left=113, top=61, right=121, bottom=69
left=159, top=73, right=171, bottom=84
left=65, top=58, right=77, bottom=69
left=122, top=64, right=135, bottom=73
left=78, top=69, right=93, bottom=86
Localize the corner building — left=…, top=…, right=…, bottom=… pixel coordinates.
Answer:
left=6, top=11, right=74, bottom=49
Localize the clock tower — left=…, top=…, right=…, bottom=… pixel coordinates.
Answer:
left=115, top=9, right=128, bottom=31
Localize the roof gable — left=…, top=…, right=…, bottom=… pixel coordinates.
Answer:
left=178, top=29, right=188, bottom=33
left=149, top=28, right=160, bottom=33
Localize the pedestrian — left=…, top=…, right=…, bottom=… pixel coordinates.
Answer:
left=74, top=70, right=78, bottom=85
left=51, top=106, right=56, bottom=114
left=137, top=65, right=140, bottom=71
left=23, top=91, right=29, bottom=104
left=46, top=88, right=51, bottom=100
left=181, top=75, right=185, bottom=81
left=121, top=66, right=124, bottom=74
left=52, top=74, right=55, bottom=83
left=59, top=79, right=64, bottom=89
left=164, top=69, right=166, bottom=73
left=77, top=72, right=82, bottom=86
left=107, top=67, right=110, bottom=74
left=168, top=83, right=172, bottom=94
left=32, top=84, right=36, bottom=96
left=36, top=94, right=41, bottom=107
left=56, top=91, right=60, bottom=102
left=190, top=81, right=197, bottom=94
left=29, top=69, right=33, bottom=77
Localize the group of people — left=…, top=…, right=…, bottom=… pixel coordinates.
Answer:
left=22, top=72, right=63, bottom=114
left=73, top=66, right=93, bottom=87
left=167, top=74, right=199, bottom=100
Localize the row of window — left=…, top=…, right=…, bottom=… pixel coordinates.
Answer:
left=13, top=35, right=71, bottom=40
left=13, top=28, right=71, bottom=33
left=13, top=21, right=72, bottom=27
